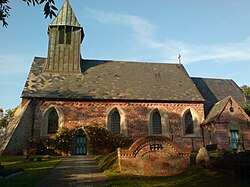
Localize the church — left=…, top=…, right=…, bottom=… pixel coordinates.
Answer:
left=1, top=0, right=250, bottom=157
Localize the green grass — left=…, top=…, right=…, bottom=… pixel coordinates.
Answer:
left=96, top=152, right=250, bottom=187
left=0, top=156, right=62, bottom=187
left=106, top=166, right=250, bottom=187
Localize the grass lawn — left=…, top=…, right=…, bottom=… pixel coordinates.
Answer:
left=0, top=156, right=62, bottom=187
left=105, top=166, right=250, bottom=187
left=97, top=153, right=250, bottom=187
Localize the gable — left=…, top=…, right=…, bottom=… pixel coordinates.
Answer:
left=203, top=96, right=250, bottom=125
left=21, top=57, right=204, bottom=102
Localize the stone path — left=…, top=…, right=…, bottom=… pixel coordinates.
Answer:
left=36, top=155, right=107, bottom=187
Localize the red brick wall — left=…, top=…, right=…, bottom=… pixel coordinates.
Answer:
left=32, top=100, right=204, bottom=151
left=203, top=98, right=250, bottom=151
left=118, top=136, right=191, bottom=176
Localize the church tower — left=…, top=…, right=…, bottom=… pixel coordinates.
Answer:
left=45, top=0, right=84, bottom=73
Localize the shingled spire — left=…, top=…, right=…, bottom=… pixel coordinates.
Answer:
left=45, top=0, right=84, bottom=73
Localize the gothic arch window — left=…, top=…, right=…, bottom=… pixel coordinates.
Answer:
left=184, top=111, right=194, bottom=134
left=41, top=106, right=64, bottom=137
left=107, top=107, right=127, bottom=136
left=152, top=111, right=162, bottom=134
left=110, top=111, right=121, bottom=134
left=148, top=108, right=169, bottom=136
left=47, top=108, right=59, bottom=134
left=181, top=107, right=202, bottom=137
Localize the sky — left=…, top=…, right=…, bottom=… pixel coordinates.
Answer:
left=0, top=0, right=250, bottom=111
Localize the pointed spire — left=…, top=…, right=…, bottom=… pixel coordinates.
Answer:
left=50, top=0, right=81, bottom=27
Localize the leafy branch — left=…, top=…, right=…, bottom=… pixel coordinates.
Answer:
left=0, top=0, right=58, bottom=27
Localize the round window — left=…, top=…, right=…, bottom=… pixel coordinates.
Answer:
left=229, top=107, right=234, bottom=113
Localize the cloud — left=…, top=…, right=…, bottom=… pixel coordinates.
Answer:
left=85, top=8, right=155, bottom=38
left=85, top=8, right=250, bottom=64
left=0, top=54, right=32, bottom=75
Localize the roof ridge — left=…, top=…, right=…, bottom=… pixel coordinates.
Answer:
left=83, top=59, right=182, bottom=65
left=191, top=77, right=232, bottom=81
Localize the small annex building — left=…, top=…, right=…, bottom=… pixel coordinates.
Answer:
left=1, top=0, right=250, bottom=161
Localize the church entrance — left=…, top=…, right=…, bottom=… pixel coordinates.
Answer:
left=75, top=134, right=87, bottom=155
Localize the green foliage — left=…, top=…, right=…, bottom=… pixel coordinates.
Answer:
left=241, top=85, right=250, bottom=116
left=0, top=108, right=16, bottom=130
left=30, top=126, right=132, bottom=156
left=241, top=85, right=250, bottom=97
left=43, top=127, right=75, bottom=155
left=0, top=0, right=58, bottom=27
left=85, top=126, right=132, bottom=154
left=207, top=151, right=250, bottom=178
left=243, top=104, right=250, bottom=117
left=0, top=0, right=10, bottom=27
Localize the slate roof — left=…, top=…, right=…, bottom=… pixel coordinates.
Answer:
left=192, top=77, right=246, bottom=115
left=21, top=57, right=204, bottom=102
left=202, top=96, right=230, bottom=125
left=50, top=0, right=81, bottom=27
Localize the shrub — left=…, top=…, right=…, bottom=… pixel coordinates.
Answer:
left=84, top=126, right=133, bottom=155
left=43, top=127, right=75, bottom=155
left=27, top=126, right=133, bottom=156
left=208, top=151, right=250, bottom=178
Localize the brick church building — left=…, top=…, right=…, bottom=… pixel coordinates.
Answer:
left=1, top=0, right=250, bottom=156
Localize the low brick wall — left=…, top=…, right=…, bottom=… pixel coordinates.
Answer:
left=118, top=136, right=191, bottom=176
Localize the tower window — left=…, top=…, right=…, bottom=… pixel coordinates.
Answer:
left=66, top=26, right=72, bottom=44
left=59, top=26, right=65, bottom=44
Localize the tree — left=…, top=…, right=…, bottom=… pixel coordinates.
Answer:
left=241, top=85, right=250, bottom=98
left=0, top=108, right=16, bottom=131
left=241, top=85, right=250, bottom=117
left=0, top=0, right=58, bottom=27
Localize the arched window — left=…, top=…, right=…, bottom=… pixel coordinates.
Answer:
left=185, top=111, right=194, bottom=134
left=110, top=111, right=121, bottom=134
left=152, top=111, right=162, bottom=134
left=47, top=108, right=59, bottom=134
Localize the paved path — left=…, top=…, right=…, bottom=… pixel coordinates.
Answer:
left=37, top=155, right=107, bottom=187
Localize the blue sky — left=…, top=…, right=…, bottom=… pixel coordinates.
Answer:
left=0, top=0, right=250, bottom=110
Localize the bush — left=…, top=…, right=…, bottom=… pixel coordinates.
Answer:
left=208, top=151, right=250, bottom=178
left=27, top=126, right=133, bottom=156
left=84, top=126, right=133, bottom=155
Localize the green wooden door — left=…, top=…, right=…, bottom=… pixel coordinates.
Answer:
left=75, top=135, right=87, bottom=155
left=231, top=130, right=239, bottom=149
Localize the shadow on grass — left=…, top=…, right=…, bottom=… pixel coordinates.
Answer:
left=0, top=156, right=61, bottom=187
left=106, top=166, right=249, bottom=187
